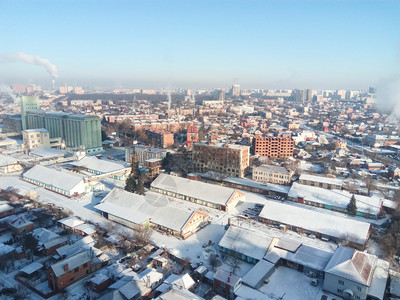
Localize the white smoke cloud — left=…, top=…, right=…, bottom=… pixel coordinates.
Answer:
left=0, top=84, right=17, bottom=103
left=375, top=75, right=400, bottom=120
left=4, top=52, right=58, bottom=78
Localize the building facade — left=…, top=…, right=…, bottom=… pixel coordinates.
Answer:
left=22, top=128, right=50, bottom=151
left=252, top=135, right=294, bottom=158
left=193, top=142, right=250, bottom=177
left=145, top=129, right=174, bottom=148
left=25, top=110, right=102, bottom=153
left=252, top=164, right=292, bottom=185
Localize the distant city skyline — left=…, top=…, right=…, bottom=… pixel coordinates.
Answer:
left=1, top=0, right=399, bottom=90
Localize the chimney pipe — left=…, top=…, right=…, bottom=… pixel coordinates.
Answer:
left=64, top=264, right=68, bottom=271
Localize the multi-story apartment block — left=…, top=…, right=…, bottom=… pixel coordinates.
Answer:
left=145, top=129, right=174, bottom=148
left=252, top=164, right=292, bottom=185
left=22, top=128, right=50, bottom=151
left=193, top=142, right=250, bottom=177
left=252, top=134, right=294, bottom=158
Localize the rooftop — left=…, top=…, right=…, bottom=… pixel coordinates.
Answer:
left=151, top=173, right=241, bottom=206
left=259, top=201, right=371, bottom=246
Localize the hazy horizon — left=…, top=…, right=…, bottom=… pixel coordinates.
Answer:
left=1, top=0, right=399, bottom=90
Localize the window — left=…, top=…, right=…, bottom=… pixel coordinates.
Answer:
left=337, top=289, right=343, bottom=294
left=357, top=286, right=361, bottom=291
left=338, top=280, right=344, bottom=285
left=74, top=267, right=79, bottom=272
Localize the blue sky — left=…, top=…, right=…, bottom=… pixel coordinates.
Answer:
left=0, top=0, right=399, bottom=89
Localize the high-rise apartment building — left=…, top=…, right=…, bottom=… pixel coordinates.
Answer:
left=193, top=142, right=250, bottom=177
left=21, top=95, right=40, bottom=130
left=252, top=134, right=294, bottom=158
left=25, top=110, right=102, bottom=153
left=232, top=84, right=241, bottom=97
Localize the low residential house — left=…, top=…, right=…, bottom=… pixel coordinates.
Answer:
left=57, top=216, right=84, bottom=231
left=89, top=273, right=111, bottom=293
left=366, top=162, right=385, bottom=171
left=323, top=246, right=389, bottom=300
left=151, top=173, right=244, bottom=211
left=389, top=166, right=400, bottom=178
left=48, top=251, right=91, bottom=291
left=213, top=268, right=242, bottom=300
left=43, top=236, right=68, bottom=256
left=155, top=288, right=205, bottom=300
left=0, top=203, right=15, bottom=218
left=0, top=242, right=15, bottom=261
left=7, top=215, right=34, bottom=234
left=252, top=164, right=292, bottom=185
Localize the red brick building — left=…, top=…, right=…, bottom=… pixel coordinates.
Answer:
left=48, top=251, right=91, bottom=291
left=145, top=129, right=174, bottom=148
left=252, top=134, right=294, bottom=158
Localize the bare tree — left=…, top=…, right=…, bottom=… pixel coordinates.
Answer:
left=135, top=226, right=153, bottom=247
left=363, top=175, right=376, bottom=196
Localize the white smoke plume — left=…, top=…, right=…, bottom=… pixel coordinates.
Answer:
left=375, top=75, right=400, bottom=120
left=4, top=52, right=58, bottom=78
left=0, top=84, right=17, bottom=103
left=167, top=89, right=172, bottom=111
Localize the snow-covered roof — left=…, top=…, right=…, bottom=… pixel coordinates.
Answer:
left=299, top=173, right=343, bottom=186
left=94, top=188, right=202, bottom=232
left=253, top=164, right=289, bottom=175
left=71, top=156, right=129, bottom=173
left=223, top=177, right=290, bottom=194
left=151, top=173, right=240, bottom=206
left=219, top=225, right=273, bottom=261
left=325, top=246, right=377, bottom=286
left=29, top=147, right=64, bottom=158
left=267, top=244, right=334, bottom=272
left=0, top=242, right=14, bottom=256
left=288, top=182, right=382, bottom=215
left=58, top=216, right=85, bottom=228
left=119, top=280, right=149, bottom=299
left=214, top=268, right=241, bottom=287
left=22, top=165, right=85, bottom=191
left=0, top=203, right=14, bottom=214
left=242, top=260, right=275, bottom=288
left=89, top=273, right=109, bottom=285
left=20, top=262, right=43, bottom=275
left=0, top=154, right=18, bottom=166
left=32, top=228, right=59, bottom=244
left=368, top=259, right=389, bottom=299
left=259, top=201, right=371, bottom=246
left=43, top=236, right=68, bottom=249
left=50, top=251, right=91, bottom=277
left=74, top=223, right=96, bottom=235
left=164, top=273, right=195, bottom=290
left=155, top=288, right=205, bottom=300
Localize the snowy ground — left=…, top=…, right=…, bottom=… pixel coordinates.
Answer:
left=259, top=266, right=342, bottom=300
